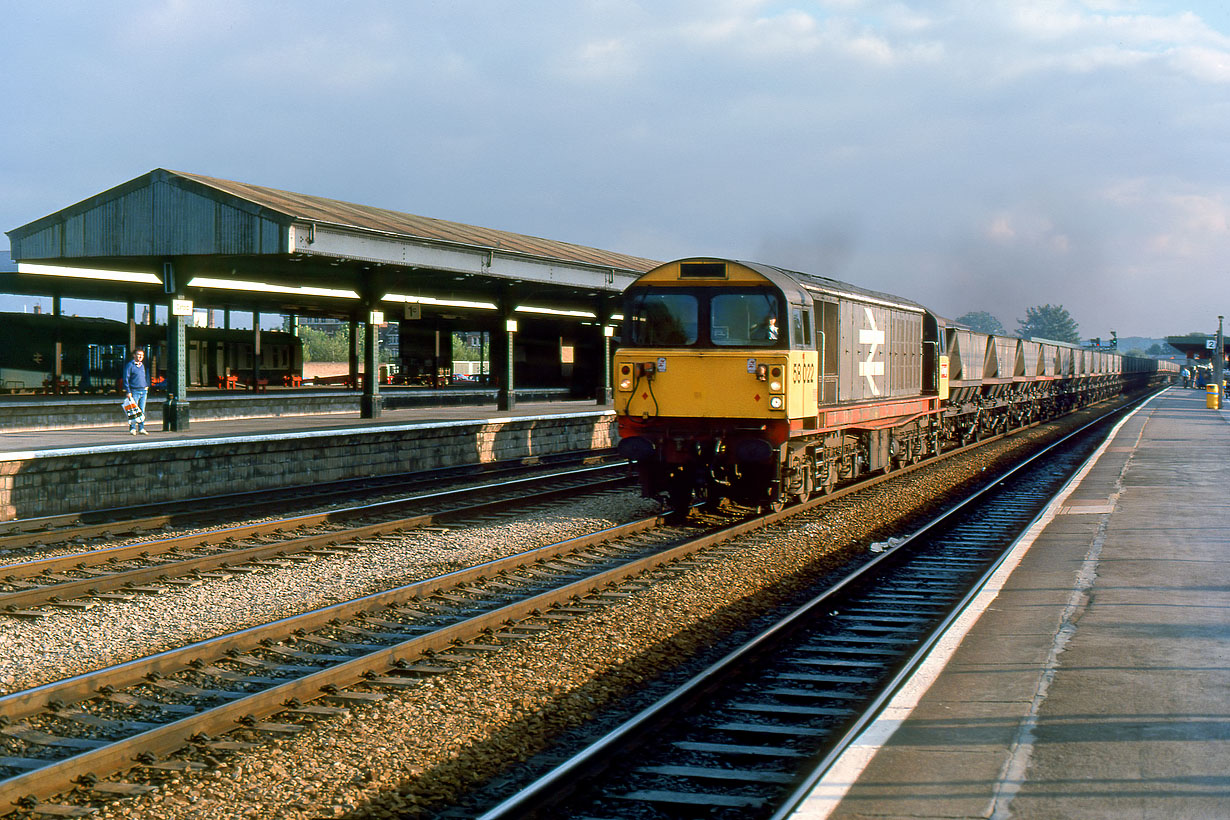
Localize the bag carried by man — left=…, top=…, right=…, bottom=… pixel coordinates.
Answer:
left=121, top=397, right=145, bottom=426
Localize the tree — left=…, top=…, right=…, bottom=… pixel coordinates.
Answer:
left=954, top=311, right=1006, bottom=335
left=1017, top=304, right=1079, bottom=343
left=298, top=325, right=356, bottom=363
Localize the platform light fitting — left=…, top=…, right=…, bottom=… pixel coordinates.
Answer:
left=382, top=293, right=602, bottom=318
left=186, top=277, right=359, bottom=299
left=17, top=263, right=162, bottom=284
left=514, top=305, right=597, bottom=318
left=383, top=293, right=498, bottom=311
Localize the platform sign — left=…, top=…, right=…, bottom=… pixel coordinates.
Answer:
left=171, top=299, right=193, bottom=317
left=1207, top=339, right=1216, bottom=350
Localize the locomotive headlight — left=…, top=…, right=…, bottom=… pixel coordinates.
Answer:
left=769, top=379, right=783, bottom=392
left=619, top=377, right=633, bottom=391
left=769, top=396, right=784, bottom=410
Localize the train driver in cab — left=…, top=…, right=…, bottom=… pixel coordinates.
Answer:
left=753, top=315, right=779, bottom=341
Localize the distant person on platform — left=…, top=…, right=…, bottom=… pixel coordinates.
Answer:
left=124, top=349, right=150, bottom=435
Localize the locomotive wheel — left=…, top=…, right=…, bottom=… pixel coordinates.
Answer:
left=667, top=477, right=693, bottom=521
left=762, top=489, right=786, bottom=514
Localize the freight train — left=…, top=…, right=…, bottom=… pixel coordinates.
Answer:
left=614, top=258, right=1176, bottom=514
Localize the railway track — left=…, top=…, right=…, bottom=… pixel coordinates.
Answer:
left=0, top=493, right=805, bottom=815
left=476, top=402, right=1132, bottom=819
left=0, top=406, right=1047, bottom=620
left=0, top=394, right=1152, bottom=817
left=0, top=463, right=628, bottom=616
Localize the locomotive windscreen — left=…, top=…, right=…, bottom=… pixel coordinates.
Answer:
left=626, top=291, right=698, bottom=346
left=624, top=286, right=783, bottom=348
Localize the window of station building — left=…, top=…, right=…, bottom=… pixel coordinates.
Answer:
left=711, top=291, right=781, bottom=347
left=626, top=291, right=698, bottom=346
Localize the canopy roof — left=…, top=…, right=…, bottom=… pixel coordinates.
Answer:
left=5, top=169, right=658, bottom=318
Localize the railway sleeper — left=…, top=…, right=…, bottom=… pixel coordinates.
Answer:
left=88, top=781, right=160, bottom=797
left=636, top=764, right=797, bottom=785
left=616, top=789, right=767, bottom=809
left=320, top=692, right=386, bottom=706
left=236, top=720, right=303, bottom=736
left=13, top=800, right=95, bottom=817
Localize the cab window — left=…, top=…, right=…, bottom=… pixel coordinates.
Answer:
left=626, top=292, right=698, bottom=346
left=711, top=291, right=781, bottom=346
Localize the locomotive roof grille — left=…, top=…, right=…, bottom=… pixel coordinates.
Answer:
left=679, top=261, right=728, bottom=279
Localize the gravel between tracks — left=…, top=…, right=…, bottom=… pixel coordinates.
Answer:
left=72, top=414, right=1098, bottom=820
left=0, top=491, right=659, bottom=695
left=0, top=407, right=1115, bottom=819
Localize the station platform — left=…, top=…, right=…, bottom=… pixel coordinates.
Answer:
left=0, top=398, right=611, bottom=458
left=791, top=387, right=1230, bottom=819
left=0, top=400, right=617, bottom=522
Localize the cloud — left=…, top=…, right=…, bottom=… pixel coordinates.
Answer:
left=3, top=0, right=1230, bottom=337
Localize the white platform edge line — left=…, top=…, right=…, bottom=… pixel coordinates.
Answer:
left=0, top=410, right=615, bottom=461
left=787, top=393, right=1159, bottom=819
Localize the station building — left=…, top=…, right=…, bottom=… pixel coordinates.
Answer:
left=3, top=169, right=659, bottom=427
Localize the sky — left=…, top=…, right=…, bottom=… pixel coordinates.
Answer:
left=2, top=0, right=1229, bottom=338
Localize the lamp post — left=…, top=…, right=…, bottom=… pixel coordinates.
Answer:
left=1215, top=315, right=1225, bottom=408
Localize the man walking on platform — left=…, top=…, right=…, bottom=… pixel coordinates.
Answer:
left=124, top=349, right=150, bottom=435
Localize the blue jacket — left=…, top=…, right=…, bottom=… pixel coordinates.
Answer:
left=123, top=358, right=150, bottom=392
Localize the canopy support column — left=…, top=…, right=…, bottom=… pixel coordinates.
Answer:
left=360, top=304, right=382, bottom=418
left=497, top=287, right=517, bottom=411
left=163, top=261, right=190, bottom=431
left=596, top=295, right=616, bottom=405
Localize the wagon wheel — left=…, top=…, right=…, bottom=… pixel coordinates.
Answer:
left=883, top=439, right=900, bottom=474
left=816, top=464, right=835, bottom=496
left=793, top=466, right=813, bottom=504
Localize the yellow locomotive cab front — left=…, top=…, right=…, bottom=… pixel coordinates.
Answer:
left=616, top=350, right=790, bottom=420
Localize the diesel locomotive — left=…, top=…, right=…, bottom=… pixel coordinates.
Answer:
left=613, top=257, right=1175, bottom=514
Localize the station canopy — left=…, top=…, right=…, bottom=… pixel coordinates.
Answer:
left=1166, top=333, right=1227, bottom=362
left=3, top=169, right=659, bottom=320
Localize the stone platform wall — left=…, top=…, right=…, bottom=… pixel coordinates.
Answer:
left=0, top=412, right=616, bottom=521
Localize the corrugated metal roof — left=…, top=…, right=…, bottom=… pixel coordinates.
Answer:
left=171, top=170, right=658, bottom=274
